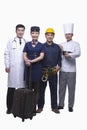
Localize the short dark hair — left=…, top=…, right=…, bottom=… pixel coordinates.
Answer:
left=16, top=24, right=25, bottom=30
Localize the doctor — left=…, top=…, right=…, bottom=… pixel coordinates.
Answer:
left=58, top=23, right=81, bottom=112
left=4, top=24, right=26, bottom=114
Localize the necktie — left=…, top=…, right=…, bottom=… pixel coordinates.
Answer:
left=19, top=39, right=22, bottom=45
left=32, top=42, right=36, bottom=45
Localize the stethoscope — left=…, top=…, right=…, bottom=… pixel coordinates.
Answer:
left=12, top=37, right=26, bottom=43
left=11, top=37, right=26, bottom=49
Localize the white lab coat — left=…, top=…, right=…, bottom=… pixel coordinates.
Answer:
left=60, top=40, right=81, bottom=72
left=4, top=37, right=26, bottom=88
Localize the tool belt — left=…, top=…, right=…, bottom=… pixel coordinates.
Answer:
left=41, top=66, right=57, bottom=82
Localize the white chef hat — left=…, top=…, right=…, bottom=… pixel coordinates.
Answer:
left=63, top=23, right=74, bottom=34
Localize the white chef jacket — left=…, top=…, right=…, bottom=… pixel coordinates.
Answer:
left=4, top=37, right=27, bottom=88
left=60, top=40, right=81, bottom=72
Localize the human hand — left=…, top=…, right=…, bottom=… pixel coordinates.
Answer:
left=64, top=52, right=70, bottom=58
left=25, top=59, right=31, bottom=66
left=55, top=66, right=61, bottom=72
left=5, top=68, right=10, bottom=73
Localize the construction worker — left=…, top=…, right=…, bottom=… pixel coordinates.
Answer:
left=37, top=28, right=62, bottom=114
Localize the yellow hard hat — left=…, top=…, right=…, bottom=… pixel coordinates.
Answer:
left=45, top=28, right=55, bottom=34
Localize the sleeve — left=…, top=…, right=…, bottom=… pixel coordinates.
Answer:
left=69, top=43, right=81, bottom=59
left=57, top=46, right=62, bottom=67
left=40, top=44, right=45, bottom=53
left=23, top=43, right=28, bottom=53
left=4, top=41, right=10, bottom=68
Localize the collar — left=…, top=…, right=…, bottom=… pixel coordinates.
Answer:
left=32, top=40, right=38, bottom=45
left=45, top=42, right=55, bottom=47
left=66, top=40, right=73, bottom=43
left=13, top=37, right=23, bottom=42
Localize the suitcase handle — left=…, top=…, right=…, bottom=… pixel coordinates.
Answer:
left=28, top=64, right=32, bottom=89
left=25, top=64, right=32, bottom=90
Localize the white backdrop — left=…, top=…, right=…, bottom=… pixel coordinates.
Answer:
left=0, top=0, right=86, bottom=129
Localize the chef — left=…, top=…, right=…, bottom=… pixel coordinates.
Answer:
left=58, top=23, right=81, bottom=112
left=4, top=24, right=26, bottom=114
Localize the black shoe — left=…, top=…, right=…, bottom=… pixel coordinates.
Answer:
left=69, top=107, right=73, bottom=112
left=6, top=109, right=11, bottom=114
left=58, top=106, right=64, bottom=110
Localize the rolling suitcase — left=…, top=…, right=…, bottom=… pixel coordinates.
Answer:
left=12, top=65, right=35, bottom=122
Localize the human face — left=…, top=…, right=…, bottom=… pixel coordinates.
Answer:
left=30, top=31, right=40, bottom=41
left=16, top=27, right=25, bottom=38
left=45, top=33, right=54, bottom=43
left=65, top=33, right=73, bottom=42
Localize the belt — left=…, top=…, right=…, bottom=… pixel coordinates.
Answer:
left=41, top=66, right=57, bottom=82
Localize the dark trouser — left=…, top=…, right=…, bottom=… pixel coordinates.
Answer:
left=59, top=71, right=76, bottom=108
left=31, top=82, right=40, bottom=105
left=6, top=87, right=15, bottom=111
left=38, top=74, right=58, bottom=109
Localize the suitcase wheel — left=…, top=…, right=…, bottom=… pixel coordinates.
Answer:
left=13, top=115, right=16, bottom=118
left=22, top=118, right=25, bottom=122
left=30, top=116, right=33, bottom=120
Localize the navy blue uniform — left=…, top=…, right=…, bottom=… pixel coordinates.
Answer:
left=42, top=43, right=61, bottom=67
left=38, top=42, right=62, bottom=109
left=23, top=41, right=44, bottom=112
left=23, top=42, right=44, bottom=82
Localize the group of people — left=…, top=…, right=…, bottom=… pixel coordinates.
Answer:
left=4, top=23, right=81, bottom=115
